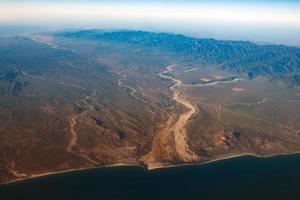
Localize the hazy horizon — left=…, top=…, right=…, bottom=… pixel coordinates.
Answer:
left=1, top=0, right=300, bottom=46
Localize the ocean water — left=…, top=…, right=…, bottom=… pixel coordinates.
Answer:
left=1, top=154, right=300, bottom=200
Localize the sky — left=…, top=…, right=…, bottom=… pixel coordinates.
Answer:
left=1, top=0, right=300, bottom=46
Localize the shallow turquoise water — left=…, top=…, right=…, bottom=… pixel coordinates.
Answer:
left=1, top=154, right=300, bottom=200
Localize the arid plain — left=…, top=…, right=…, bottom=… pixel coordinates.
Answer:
left=0, top=31, right=300, bottom=183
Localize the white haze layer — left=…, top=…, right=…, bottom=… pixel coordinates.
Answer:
left=1, top=2, right=300, bottom=46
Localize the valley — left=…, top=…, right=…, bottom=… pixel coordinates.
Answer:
left=0, top=30, right=300, bottom=184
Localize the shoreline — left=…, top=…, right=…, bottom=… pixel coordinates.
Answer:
left=147, top=151, right=300, bottom=170
left=2, top=151, right=300, bottom=186
left=1, top=163, right=142, bottom=186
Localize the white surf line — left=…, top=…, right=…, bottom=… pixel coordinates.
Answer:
left=4, top=151, right=300, bottom=185
left=147, top=151, right=300, bottom=171
left=2, top=163, right=141, bottom=185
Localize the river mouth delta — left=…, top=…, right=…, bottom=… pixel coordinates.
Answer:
left=1, top=30, right=300, bottom=198
left=1, top=1, right=300, bottom=199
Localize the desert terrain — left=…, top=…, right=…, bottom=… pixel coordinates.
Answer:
left=0, top=30, right=300, bottom=183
